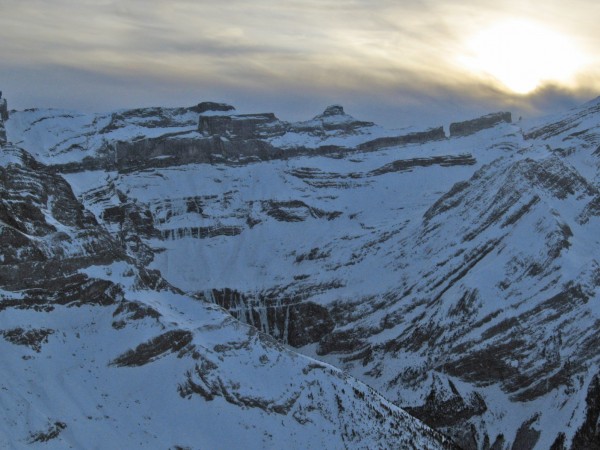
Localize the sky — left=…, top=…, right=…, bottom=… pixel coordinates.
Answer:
left=1, top=0, right=599, bottom=128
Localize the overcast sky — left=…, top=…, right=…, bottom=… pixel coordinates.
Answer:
left=1, top=0, right=599, bottom=127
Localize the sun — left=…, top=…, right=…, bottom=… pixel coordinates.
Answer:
left=460, top=20, right=585, bottom=94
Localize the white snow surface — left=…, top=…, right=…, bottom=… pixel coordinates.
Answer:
left=0, top=274, right=449, bottom=449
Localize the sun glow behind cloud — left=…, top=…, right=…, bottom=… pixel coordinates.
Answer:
left=459, top=20, right=588, bottom=94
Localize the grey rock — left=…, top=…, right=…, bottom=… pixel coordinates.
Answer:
left=110, top=330, right=194, bottom=367
left=511, top=415, right=541, bottom=450
left=261, top=199, right=342, bottom=222
left=199, top=112, right=283, bottom=139
left=368, top=154, right=475, bottom=176
left=303, top=105, right=375, bottom=132
left=358, top=127, right=446, bottom=151
left=1, top=327, right=54, bottom=352
left=0, top=146, right=124, bottom=289
left=0, top=93, right=8, bottom=143
left=449, top=112, right=511, bottom=137
left=0, top=97, right=8, bottom=121
left=570, top=374, right=600, bottom=449
left=191, top=102, right=235, bottom=114
left=204, top=288, right=335, bottom=347
left=113, top=135, right=281, bottom=170
left=404, top=375, right=487, bottom=446
left=321, top=105, right=345, bottom=116
left=28, top=421, right=67, bottom=444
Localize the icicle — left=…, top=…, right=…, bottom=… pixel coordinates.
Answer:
left=259, top=296, right=269, bottom=335
left=283, top=305, right=290, bottom=345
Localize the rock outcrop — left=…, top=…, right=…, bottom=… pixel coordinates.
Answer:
left=287, top=105, right=375, bottom=135
left=358, top=127, right=446, bottom=152
left=0, top=91, right=8, bottom=121
left=0, top=91, right=7, bottom=144
left=449, top=112, right=511, bottom=137
left=570, top=374, right=600, bottom=449
left=0, top=145, right=123, bottom=289
left=199, top=112, right=284, bottom=139
left=322, top=105, right=345, bottom=116
left=190, top=101, right=235, bottom=114
left=203, top=288, right=335, bottom=347
left=113, top=135, right=281, bottom=170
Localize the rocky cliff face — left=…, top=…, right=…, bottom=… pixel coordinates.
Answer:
left=0, top=92, right=7, bottom=143
left=0, top=92, right=8, bottom=121
left=450, top=112, right=512, bottom=137
left=0, top=145, right=124, bottom=289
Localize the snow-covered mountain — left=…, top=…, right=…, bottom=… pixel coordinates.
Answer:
left=0, top=98, right=457, bottom=449
left=2, top=93, right=600, bottom=449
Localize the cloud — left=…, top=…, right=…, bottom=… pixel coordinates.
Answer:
left=0, top=0, right=598, bottom=127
